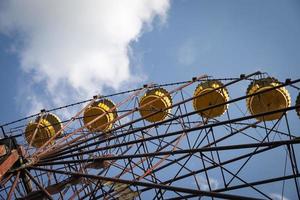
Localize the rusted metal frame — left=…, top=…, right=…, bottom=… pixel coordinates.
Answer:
left=0, top=185, right=9, bottom=199
left=0, top=126, right=7, bottom=138
left=12, top=85, right=150, bottom=140
left=86, top=179, right=105, bottom=200
left=226, top=114, right=284, bottom=187
left=29, top=166, right=261, bottom=200
left=131, top=129, right=152, bottom=179
left=128, top=159, right=164, bottom=200
left=7, top=171, right=20, bottom=200
left=86, top=179, right=103, bottom=200
left=48, top=74, right=220, bottom=155
left=0, top=173, right=13, bottom=187
left=19, top=171, right=32, bottom=195
left=45, top=72, right=257, bottom=158
left=102, top=142, right=145, bottom=196
left=106, top=158, right=149, bottom=200
left=47, top=121, right=195, bottom=182
left=262, top=119, right=270, bottom=142
left=159, top=147, right=272, bottom=200
left=137, top=130, right=187, bottom=181
left=136, top=114, right=187, bottom=183
left=52, top=172, right=65, bottom=200
left=286, top=144, right=300, bottom=199
left=41, top=75, right=206, bottom=159
left=280, top=147, right=289, bottom=200
left=109, top=129, right=189, bottom=188
left=153, top=106, right=203, bottom=197
left=153, top=141, right=277, bottom=200
left=140, top=125, right=250, bottom=194
left=149, top=105, right=182, bottom=162
left=162, top=141, right=300, bottom=199
left=88, top=179, right=109, bottom=200
left=53, top=134, right=189, bottom=199
left=43, top=77, right=298, bottom=161
left=200, top=153, right=272, bottom=199
left=179, top=89, right=194, bottom=131
left=12, top=182, right=24, bottom=199
left=153, top=147, right=206, bottom=199
left=84, top=158, right=157, bottom=200
left=76, top=155, right=94, bottom=199
left=283, top=113, right=300, bottom=198
left=35, top=137, right=300, bottom=167
left=38, top=127, right=300, bottom=167
left=217, top=173, right=300, bottom=193
left=119, top=150, right=166, bottom=185
left=32, top=169, right=46, bottom=194
left=247, top=122, right=297, bottom=138
left=219, top=120, right=261, bottom=142
left=133, top=130, right=162, bottom=195
left=36, top=86, right=148, bottom=160
left=200, top=152, right=213, bottom=199
left=0, top=78, right=204, bottom=130
left=210, top=127, right=227, bottom=190
left=0, top=150, right=19, bottom=180
left=166, top=105, right=202, bottom=189
left=94, top=188, right=117, bottom=200
left=30, top=98, right=98, bottom=162
left=70, top=160, right=121, bottom=200
left=1, top=143, right=9, bottom=157
left=135, top=133, right=199, bottom=179
left=135, top=107, right=195, bottom=183
left=39, top=105, right=282, bottom=163
left=24, top=169, right=52, bottom=200
left=49, top=89, right=140, bottom=159
left=174, top=104, right=193, bottom=149
left=202, top=122, right=261, bottom=152
left=225, top=105, right=234, bottom=134
left=52, top=85, right=149, bottom=150
left=87, top=164, right=128, bottom=199
left=231, top=121, right=297, bottom=138
left=28, top=111, right=46, bottom=148
left=105, top=157, right=162, bottom=199
left=80, top=178, right=97, bottom=200
left=143, top=139, right=296, bottom=195
left=202, top=121, right=215, bottom=167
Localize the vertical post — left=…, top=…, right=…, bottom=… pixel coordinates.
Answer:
left=0, top=126, right=7, bottom=138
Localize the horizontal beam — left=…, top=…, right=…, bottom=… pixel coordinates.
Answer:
left=29, top=166, right=261, bottom=200
left=41, top=104, right=300, bottom=163
left=36, top=137, right=300, bottom=166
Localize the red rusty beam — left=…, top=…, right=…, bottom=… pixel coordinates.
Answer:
left=0, top=145, right=6, bottom=157
left=0, top=150, right=19, bottom=180
left=8, top=171, right=20, bottom=200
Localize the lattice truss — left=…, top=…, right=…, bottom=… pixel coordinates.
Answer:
left=0, top=71, right=299, bottom=200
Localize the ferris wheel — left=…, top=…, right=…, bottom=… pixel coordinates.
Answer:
left=0, top=71, right=299, bottom=199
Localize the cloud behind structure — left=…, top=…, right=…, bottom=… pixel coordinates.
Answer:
left=0, top=0, right=169, bottom=114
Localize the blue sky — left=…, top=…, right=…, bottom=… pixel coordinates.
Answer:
left=0, top=0, right=300, bottom=199
left=0, top=0, right=300, bottom=122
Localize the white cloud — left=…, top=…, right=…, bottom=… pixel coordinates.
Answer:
left=197, top=175, right=219, bottom=191
left=270, top=193, right=289, bottom=200
left=0, top=0, right=169, bottom=115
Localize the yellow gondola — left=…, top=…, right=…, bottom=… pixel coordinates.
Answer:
left=246, top=77, right=291, bottom=121
left=83, top=98, right=117, bottom=132
left=25, top=113, right=62, bottom=148
left=193, top=80, right=229, bottom=118
left=139, top=88, right=172, bottom=123
left=296, top=92, right=300, bottom=118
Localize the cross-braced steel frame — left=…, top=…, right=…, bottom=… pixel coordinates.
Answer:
left=0, top=71, right=299, bottom=200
